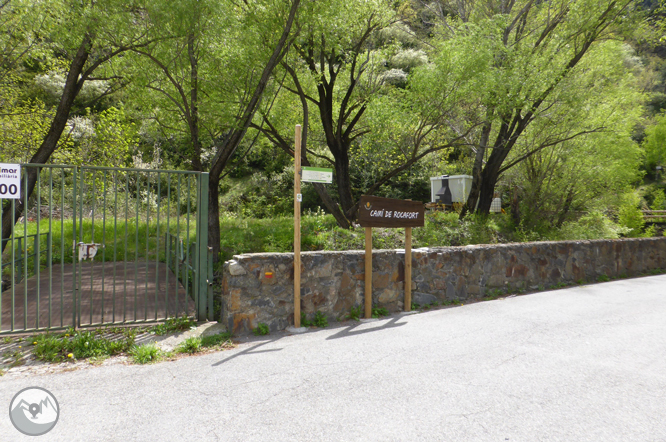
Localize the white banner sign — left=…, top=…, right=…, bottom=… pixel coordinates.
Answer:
left=301, top=167, right=333, bottom=184
left=0, top=163, right=21, bottom=199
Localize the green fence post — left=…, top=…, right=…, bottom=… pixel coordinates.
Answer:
left=208, top=246, right=214, bottom=321
left=196, top=173, right=209, bottom=321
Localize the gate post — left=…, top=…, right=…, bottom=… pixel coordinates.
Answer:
left=196, top=173, right=210, bottom=321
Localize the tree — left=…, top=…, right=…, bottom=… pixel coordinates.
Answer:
left=129, top=0, right=301, bottom=259
left=1, top=0, right=156, bottom=250
left=415, top=0, right=638, bottom=217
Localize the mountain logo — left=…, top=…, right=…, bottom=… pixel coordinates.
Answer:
left=9, top=387, right=60, bottom=436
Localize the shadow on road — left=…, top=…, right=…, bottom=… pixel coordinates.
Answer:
left=211, top=337, right=283, bottom=366
left=326, top=316, right=406, bottom=340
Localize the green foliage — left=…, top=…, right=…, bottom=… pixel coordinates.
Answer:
left=130, top=343, right=161, bottom=364
left=33, top=330, right=135, bottom=362
left=618, top=192, right=646, bottom=237
left=300, top=311, right=328, bottom=328
left=312, top=312, right=328, bottom=328
left=348, top=305, right=362, bottom=321
left=597, top=274, right=611, bottom=282
left=201, top=333, right=233, bottom=348
left=556, top=211, right=629, bottom=240
left=152, top=316, right=196, bottom=336
left=253, top=323, right=270, bottom=336
left=648, top=187, right=666, bottom=210
left=371, top=307, right=389, bottom=318
left=176, top=337, right=202, bottom=354
left=643, top=113, right=666, bottom=173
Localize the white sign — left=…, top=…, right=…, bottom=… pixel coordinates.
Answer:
left=302, top=167, right=333, bottom=183
left=0, top=163, right=21, bottom=199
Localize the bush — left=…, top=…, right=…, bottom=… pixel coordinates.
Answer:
left=176, top=337, right=202, bottom=354
left=556, top=211, right=628, bottom=240
left=130, top=343, right=161, bottom=364
left=312, top=311, right=328, bottom=328
left=372, top=307, right=389, bottom=318
left=618, top=192, right=645, bottom=237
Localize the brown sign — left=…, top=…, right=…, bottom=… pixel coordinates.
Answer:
left=358, top=195, right=425, bottom=228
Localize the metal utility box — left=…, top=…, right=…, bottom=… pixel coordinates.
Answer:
left=430, top=175, right=473, bottom=204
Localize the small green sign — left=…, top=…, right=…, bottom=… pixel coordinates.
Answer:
left=301, top=167, right=333, bottom=183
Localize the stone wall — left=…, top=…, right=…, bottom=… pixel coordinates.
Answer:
left=221, top=237, right=666, bottom=334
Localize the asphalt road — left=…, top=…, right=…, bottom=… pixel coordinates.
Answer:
left=2, top=275, right=666, bottom=442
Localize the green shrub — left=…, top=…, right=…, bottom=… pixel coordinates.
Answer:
left=130, top=343, right=161, bottom=364
left=176, top=337, right=202, bottom=354
left=618, top=192, right=645, bottom=237
left=300, top=312, right=311, bottom=327
left=312, top=311, right=328, bottom=328
left=557, top=211, right=628, bottom=240
left=371, top=307, right=389, bottom=318
left=464, top=214, right=500, bottom=245
left=253, top=323, right=270, bottom=336
left=348, top=305, right=362, bottom=321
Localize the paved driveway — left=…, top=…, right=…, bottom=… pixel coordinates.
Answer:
left=2, top=275, right=666, bottom=441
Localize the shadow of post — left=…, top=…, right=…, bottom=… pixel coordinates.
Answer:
left=326, top=316, right=407, bottom=340
left=212, top=337, right=283, bottom=366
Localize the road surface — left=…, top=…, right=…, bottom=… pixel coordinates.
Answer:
left=2, top=275, right=666, bottom=441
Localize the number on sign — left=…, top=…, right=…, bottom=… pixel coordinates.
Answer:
left=0, top=184, right=18, bottom=196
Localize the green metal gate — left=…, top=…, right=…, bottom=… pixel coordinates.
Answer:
left=0, top=164, right=212, bottom=335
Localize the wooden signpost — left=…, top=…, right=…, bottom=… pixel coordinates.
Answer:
left=358, top=195, right=425, bottom=319
left=292, top=128, right=423, bottom=325
left=293, top=125, right=333, bottom=328
left=294, top=125, right=302, bottom=327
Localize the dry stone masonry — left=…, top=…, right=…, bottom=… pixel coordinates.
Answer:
left=221, top=237, right=666, bottom=334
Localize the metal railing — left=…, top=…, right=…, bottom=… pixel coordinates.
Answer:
left=1, top=164, right=211, bottom=335
left=165, top=232, right=213, bottom=317
left=1, top=233, right=52, bottom=284
left=643, top=210, right=666, bottom=222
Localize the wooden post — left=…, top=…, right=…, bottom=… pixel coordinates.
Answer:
left=364, top=226, right=372, bottom=319
left=294, top=125, right=302, bottom=327
left=405, top=227, right=412, bottom=311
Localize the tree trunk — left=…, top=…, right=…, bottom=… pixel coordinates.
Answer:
left=461, top=120, right=492, bottom=219
left=188, top=33, right=203, bottom=172
left=510, top=185, right=521, bottom=225
left=311, top=182, right=350, bottom=228
left=555, top=186, right=575, bottom=228
left=1, top=34, right=91, bottom=252
left=334, top=149, right=355, bottom=220
left=206, top=0, right=300, bottom=261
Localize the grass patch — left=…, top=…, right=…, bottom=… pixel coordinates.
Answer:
left=130, top=343, right=161, bottom=364
left=1, top=217, right=198, bottom=282
left=201, top=332, right=233, bottom=348
left=176, top=336, right=202, bottom=354
left=33, top=329, right=135, bottom=362
left=151, top=316, right=196, bottom=335
left=217, top=212, right=516, bottom=261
